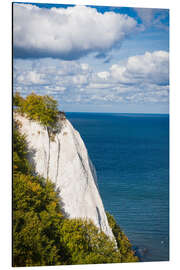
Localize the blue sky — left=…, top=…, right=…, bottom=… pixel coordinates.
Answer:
left=13, top=2, right=169, bottom=113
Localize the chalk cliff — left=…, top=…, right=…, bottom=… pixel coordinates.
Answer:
left=15, top=114, right=114, bottom=240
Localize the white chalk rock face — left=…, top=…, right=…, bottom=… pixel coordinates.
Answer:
left=15, top=114, right=115, bottom=240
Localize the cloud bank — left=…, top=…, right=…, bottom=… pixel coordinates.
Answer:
left=13, top=4, right=137, bottom=60
left=13, top=51, right=169, bottom=105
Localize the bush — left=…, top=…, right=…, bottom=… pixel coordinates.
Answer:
left=13, top=120, right=31, bottom=175
left=13, top=172, right=68, bottom=266
left=59, top=218, right=121, bottom=265
left=13, top=92, right=25, bottom=109
left=13, top=92, right=59, bottom=129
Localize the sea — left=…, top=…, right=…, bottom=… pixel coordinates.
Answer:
left=66, top=112, right=169, bottom=262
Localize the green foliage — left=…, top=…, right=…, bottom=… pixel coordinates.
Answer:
left=13, top=122, right=66, bottom=266
left=13, top=173, right=67, bottom=267
left=13, top=92, right=25, bottom=108
left=13, top=92, right=59, bottom=129
left=13, top=120, right=31, bottom=175
left=59, top=219, right=121, bottom=265
left=106, top=212, right=139, bottom=262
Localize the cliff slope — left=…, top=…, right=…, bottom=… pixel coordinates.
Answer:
left=14, top=113, right=114, bottom=240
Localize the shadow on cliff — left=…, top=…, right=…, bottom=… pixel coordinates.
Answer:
left=27, top=147, right=38, bottom=175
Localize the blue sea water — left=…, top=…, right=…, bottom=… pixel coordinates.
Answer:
left=66, top=112, right=169, bottom=262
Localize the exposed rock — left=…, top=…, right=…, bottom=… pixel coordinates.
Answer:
left=14, top=114, right=115, bottom=240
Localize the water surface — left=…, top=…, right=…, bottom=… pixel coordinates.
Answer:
left=66, top=112, right=169, bottom=262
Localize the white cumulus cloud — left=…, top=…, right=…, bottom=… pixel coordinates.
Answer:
left=16, top=70, right=46, bottom=85
left=110, top=51, right=169, bottom=86
left=13, top=4, right=137, bottom=60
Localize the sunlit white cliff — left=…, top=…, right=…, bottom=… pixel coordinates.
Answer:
left=15, top=114, right=114, bottom=240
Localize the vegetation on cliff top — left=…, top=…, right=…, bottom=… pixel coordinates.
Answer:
left=13, top=92, right=60, bottom=129
left=13, top=93, right=138, bottom=266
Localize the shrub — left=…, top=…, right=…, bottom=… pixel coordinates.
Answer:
left=13, top=120, right=31, bottom=175
left=59, top=218, right=121, bottom=265
left=13, top=92, right=59, bottom=130
left=13, top=92, right=25, bottom=109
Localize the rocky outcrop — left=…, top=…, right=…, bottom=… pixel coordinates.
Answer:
left=14, top=114, right=115, bottom=240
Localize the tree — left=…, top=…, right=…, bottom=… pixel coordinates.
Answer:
left=13, top=92, right=59, bottom=129
left=59, top=218, right=121, bottom=265
left=13, top=173, right=68, bottom=266
left=13, top=120, right=30, bottom=175
left=13, top=92, right=25, bottom=108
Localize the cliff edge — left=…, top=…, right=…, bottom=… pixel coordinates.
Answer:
left=14, top=113, right=114, bottom=240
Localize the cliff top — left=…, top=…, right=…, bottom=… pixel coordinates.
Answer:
left=13, top=92, right=66, bottom=129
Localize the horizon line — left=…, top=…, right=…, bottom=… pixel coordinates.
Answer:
left=65, top=111, right=169, bottom=115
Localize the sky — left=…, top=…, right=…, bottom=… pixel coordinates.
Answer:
left=13, top=2, right=169, bottom=113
